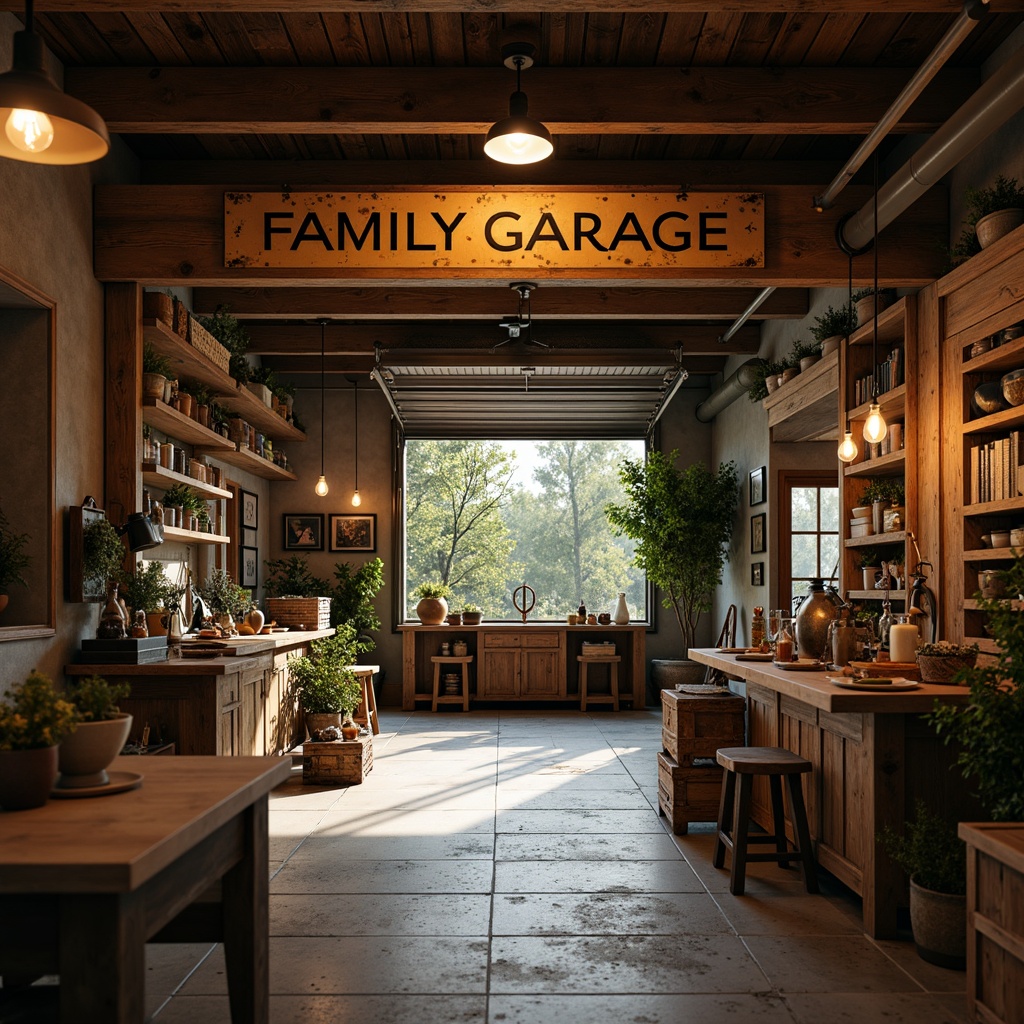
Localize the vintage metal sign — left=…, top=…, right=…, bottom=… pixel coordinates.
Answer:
left=224, top=190, right=763, bottom=272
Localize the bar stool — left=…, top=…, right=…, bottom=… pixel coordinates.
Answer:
left=577, top=654, right=620, bottom=711
left=712, top=746, right=818, bottom=896
left=430, top=655, right=473, bottom=712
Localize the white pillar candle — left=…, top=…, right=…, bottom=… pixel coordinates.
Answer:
left=889, top=622, right=919, bottom=663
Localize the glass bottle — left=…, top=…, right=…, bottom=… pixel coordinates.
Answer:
left=877, top=599, right=893, bottom=650
left=751, top=605, right=766, bottom=648
left=577, top=599, right=587, bottom=620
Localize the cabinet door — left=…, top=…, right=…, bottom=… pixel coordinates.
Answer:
left=238, top=667, right=263, bottom=756
left=480, top=649, right=520, bottom=698
left=219, top=700, right=241, bottom=756
left=521, top=648, right=564, bottom=697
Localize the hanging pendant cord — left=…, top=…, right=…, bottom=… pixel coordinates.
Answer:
left=872, top=153, right=879, bottom=402
left=24, top=0, right=33, bottom=33
left=353, top=379, right=359, bottom=493
left=320, top=321, right=326, bottom=478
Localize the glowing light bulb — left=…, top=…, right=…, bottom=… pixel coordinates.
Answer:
left=5, top=108, right=54, bottom=153
left=315, top=475, right=329, bottom=497
left=837, top=431, right=859, bottom=464
left=351, top=489, right=362, bottom=508
left=862, top=403, right=888, bottom=444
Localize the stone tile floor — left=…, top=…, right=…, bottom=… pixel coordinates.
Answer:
left=108, top=711, right=980, bottom=1021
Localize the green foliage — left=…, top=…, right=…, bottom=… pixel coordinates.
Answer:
left=811, top=303, right=857, bottom=342
left=948, top=227, right=982, bottom=269
left=927, top=552, right=1024, bottom=822
left=83, top=519, right=125, bottom=584
left=877, top=800, right=966, bottom=895
left=965, top=175, right=1024, bottom=224
left=196, top=305, right=250, bottom=383
left=288, top=625, right=363, bottom=714
left=0, top=672, right=78, bottom=750
left=745, top=359, right=787, bottom=403
left=198, top=568, right=250, bottom=617
left=789, top=338, right=819, bottom=362
left=186, top=381, right=213, bottom=408
left=916, top=641, right=979, bottom=659
left=462, top=603, right=480, bottom=613
left=66, top=675, right=130, bottom=723
left=249, top=365, right=276, bottom=388
left=330, top=558, right=384, bottom=652
left=119, top=560, right=176, bottom=615
left=857, top=548, right=883, bottom=569
left=160, top=483, right=205, bottom=516
left=413, top=582, right=452, bottom=599
left=606, top=452, right=739, bottom=654
left=142, top=341, right=173, bottom=378
left=0, top=498, right=31, bottom=592
left=263, top=555, right=329, bottom=599
left=861, top=477, right=905, bottom=506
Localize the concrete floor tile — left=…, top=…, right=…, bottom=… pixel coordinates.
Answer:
left=491, top=892, right=732, bottom=936
left=785, top=992, right=968, bottom=1023
left=870, top=938, right=968, bottom=993
left=493, top=858, right=704, bottom=894
left=496, top=773, right=640, bottom=792
left=495, top=788, right=650, bottom=811
left=310, top=808, right=496, bottom=836
left=271, top=857, right=494, bottom=894
left=144, top=943, right=216, bottom=1019
left=489, top=934, right=770, bottom=994
left=339, top=787, right=497, bottom=812
left=292, top=832, right=494, bottom=860
left=495, top=831, right=680, bottom=861
left=496, top=808, right=663, bottom=834
left=487, top=994, right=795, bottom=1024
left=712, top=893, right=862, bottom=936
left=271, top=893, right=492, bottom=936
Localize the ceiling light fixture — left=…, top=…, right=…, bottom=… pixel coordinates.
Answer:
left=484, top=43, right=553, bottom=165
left=863, top=154, right=888, bottom=446
left=0, top=0, right=109, bottom=164
left=315, top=320, right=329, bottom=498
left=838, top=251, right=859, bottom=464
left=350, top=377, right=361, bottom=508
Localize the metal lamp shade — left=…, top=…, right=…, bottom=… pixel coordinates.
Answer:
left=0, top=31, right=109, bottom=165
left=123, top=513, right=163, bottom=552
left=484, top=91, right=553, bottom=165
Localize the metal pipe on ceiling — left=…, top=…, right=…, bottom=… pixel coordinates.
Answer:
left=695, top=360, right=761, bottom=423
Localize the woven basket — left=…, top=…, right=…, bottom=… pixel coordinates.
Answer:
left=917, top=653, right=977, bottom=685
left=266, top=596, right=331, bottom=631
left=187, top=317, right=231, bottom=375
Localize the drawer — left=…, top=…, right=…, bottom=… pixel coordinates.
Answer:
left=483, top=632, right=521, bottom=647
left=524, top=632, right=560, bottom=649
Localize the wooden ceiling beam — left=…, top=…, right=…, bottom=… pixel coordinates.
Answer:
left=67, top=66, right=975, bottom=135
left=193, top=286, right=808, bottom=321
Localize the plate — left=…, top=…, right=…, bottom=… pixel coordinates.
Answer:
left=736, top=652, right=774, bottom=661
left=52, top=770, right=143, bottom=798
left=828, top=676, right=919, bottom=692
left=773, top=659, right=823, bottom=671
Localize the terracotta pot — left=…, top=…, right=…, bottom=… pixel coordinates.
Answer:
left=862, top=567, right=881, bottom=590
left=799, top=354, right=820, bottom=372
left=446, top=612, right=463, bottom=625
left=0, top=745, right=58, bottom=810
left=820, top=335, right=842, bottom=356
left=247, top=607, right=265, bottom=633
left=975, top=207, right=1024, bottom=249
left=57, top=714, right=133, bottom=788
left=764, top=374, right=780, bottom=394
left=856, top=291, right=894, bottom=327
left=197, top=404, right=210, bottom=427
left=462, top=612, right=482, bottom=625
left=175, top=393, right=193, bottom=418
left=781, top=367, right=800, bottom=384
left=910, top=879, right=966, bottom=970
left=146, top=611, right=168, bottom=636
left=143, top=372, right=168, bottom=401
left=305, top=712, right=342, bottom=738
left=416, top=596, right=448, bottom=625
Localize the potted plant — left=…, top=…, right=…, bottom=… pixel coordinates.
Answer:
left=142, top=341, right=174, bottom=402
left=811, top=303, right=857, bottom=356
left=119, top=560, right=176, bottom=636
left=914, top=640, right=980, bottom=685
left=790, top=338, right=821, bottom=373
left=0, top=671, right=78, bottom=810
left=189, top=382, right=214, bottom=427
left=746, top=359, right=786, bottom=402
left=861, top=477, right=905, bottom=534
left=858, top=548, right=883, bottom=591
left=965, top=174, right=1024, bottom=249
left=413, top=582, right=452, bottom=625
left=247, top=365, right=276, bottom=408
left=0, top=498, right=30, bottom=617
left=198, top=568, right=249, bottom=630
left=57, top=676, right=132, bottom=789
left=263, top=554, right=330, bottom=599
left=779, top=354, right=801, bottom=385
left=606, top=451, right=738, bottom=690
left=330, top=557, right=385, bottom=652
left=462, top=603, right=483, bottom=626
left=878, top=800, right=967, bottom=968
left=852, top=287, right=896, bottom=327
left=288, top=625, right=363, bottom=735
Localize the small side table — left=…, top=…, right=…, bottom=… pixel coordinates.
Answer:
left=578, top=654, right=620, bottom=711
left=349, top=664, right=380, bottom=735
left=430, top=655, right=473, bottom=712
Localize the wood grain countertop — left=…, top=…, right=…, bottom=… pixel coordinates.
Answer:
left=688, top=648, right=972, bottom=714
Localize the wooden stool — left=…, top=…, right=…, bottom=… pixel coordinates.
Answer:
left=430, top=655, right=473, bottom=712
left=578, top=654, right=620, bottom=711
left=712, top=746, right=818, bottom=896
left=350, top=665, right=380, bottom=735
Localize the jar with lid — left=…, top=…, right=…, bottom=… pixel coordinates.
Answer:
left=889, top=613, right=918, bottom=663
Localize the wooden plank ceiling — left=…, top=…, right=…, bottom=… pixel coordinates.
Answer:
left=18, top=3, right=1024, bottom=431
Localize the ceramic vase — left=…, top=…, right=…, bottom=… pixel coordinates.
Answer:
left=416, top=597, right=448, bottom=625
left=247, top=607, right=266, bottom=633
left=975, top=207, right=1024, bottom=249
left=57, top=714, right=133, bottom=788
left=613, top=593, right=630, bottom=624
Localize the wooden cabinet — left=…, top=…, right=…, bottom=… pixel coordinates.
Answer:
left=479, top=630, right=565, bottom=699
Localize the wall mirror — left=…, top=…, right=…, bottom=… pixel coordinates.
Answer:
left=0, top=268, right=56, bottom=641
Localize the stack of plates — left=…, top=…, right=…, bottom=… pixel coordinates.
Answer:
left=850, top=520, right=874, bottom=538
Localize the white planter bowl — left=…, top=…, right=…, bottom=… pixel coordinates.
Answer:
left=57, top=713, right=133, bottom=788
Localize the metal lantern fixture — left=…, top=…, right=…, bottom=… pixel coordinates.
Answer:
left=484, top=43, right=553, bottom=165
left=863, top=155, right=889, bottom=446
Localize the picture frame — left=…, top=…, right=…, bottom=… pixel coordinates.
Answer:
left=329, top=513, right=376, bottom=553
left=751, top=561, right=764, bottom=587
left=751, top=512, right=766, bottom=554
left=283, top=513, right=324, bottom=551
left=240, top=546, right=259, bottom=589
left=749, top=465, right=766, bottom=506
left=242, top=527, right=257, bottom=548
left=240, top=489, right=258, bottom=530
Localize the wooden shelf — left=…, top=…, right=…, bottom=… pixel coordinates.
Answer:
left=196, top=443, right=298, bottom=482
left=847, top=383, right=907, bottom=422
left=963, top=496, right=1024, bottom=517
left=846, top=589, right=907, bottom=601
left=964, top=599, right=1023, bottom=611
left=761, top=349, right=838, bottom=443
left=844, top=449, right=906, bottom=478
left=844, top=531, right=907, bottom=549
left=161, top=524, right=230, bottom=545
left=962, top=402, right=1024, bottom=436
left=962, top=333, right=1024, bottom=376
left=143, top=319, right=306, bottom=443
left=142, top=398, right=234, bottom=450
left=848, top=296, right=911, bottom=348
left=963, top=546, right=1020, bottom=562
left=141, top=462, right=232, bottom=500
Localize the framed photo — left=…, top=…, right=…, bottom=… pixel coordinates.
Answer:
left=240, top=546, right=259, bottom=588
left=329, top=513, right=376, bottom=553
left=240, top=489, right=258, bottom=530
left=242, top=527, right=257, bottom=548
left=751, top=512, right=766, bottom=554
left=751, top=561, right=764, bottom=587
left=283, top=513, right=324, bottom=551
left=749, top=465, right=766, bottom=506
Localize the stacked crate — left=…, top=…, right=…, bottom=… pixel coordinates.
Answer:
left=657, top=688, right=746, bottom=835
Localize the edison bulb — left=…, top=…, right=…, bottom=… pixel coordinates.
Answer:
left=6, top=109, right=54, bottom=153
left=351, top=489, right=362, bottom=508
left=837, top=431, right=859, bottom=464
left=862, top=403, right=888, bottom=444
left=315, top=475, right=329, bottom=497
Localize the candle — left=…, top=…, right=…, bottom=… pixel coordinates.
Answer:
left=889, top=622, right=918, bottom=663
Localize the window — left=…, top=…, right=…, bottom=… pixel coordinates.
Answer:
left=403, top=438, right=647, bottom=621
left=778, top=471, right=839, bottom=613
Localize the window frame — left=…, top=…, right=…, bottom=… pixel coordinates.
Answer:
left=776, top=469, right=839, bottom=613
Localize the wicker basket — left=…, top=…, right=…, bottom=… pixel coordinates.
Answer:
left=265, top=596, right=331, bottom=631
left=187, top=317, right=231, bottom=375
left=917, top=653, right=977, bottom=685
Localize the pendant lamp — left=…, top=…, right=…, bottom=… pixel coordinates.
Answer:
left=484, top=43, right=553, bottom=165
left=838, top=252, right=859, bottom=463
left=0, top=0, right=109, bottom=164
left=350, top=378, right=361, bottom=508
left=315, top=321, right=329, bottom=498
left=863, top=154, right=888, bottom=446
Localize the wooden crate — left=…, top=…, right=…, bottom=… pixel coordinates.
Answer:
left=657, top=752, right=723, bottom=835
left=302, top=734, right=373, bottom=785
left=266, top=596, right=331, bottom=631
left=187, top=317, right=231, bottom=375
left=661, top=688, right=745, bottom=764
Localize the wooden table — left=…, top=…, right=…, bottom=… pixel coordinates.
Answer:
left=689, top=649, right=975, bottom=938
left=350, top=663, right=380, bottom=734
left=0, top=755, right=291, bottom=1023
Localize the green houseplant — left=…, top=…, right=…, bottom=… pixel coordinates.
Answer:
left=606, top=451, right=738, bottom=688
left=263, top=554, right=329, bottom=599
left=198, top=568, right=249, bottom=626
left=142, top=341, right=174, bottom=400
left=0, top=498, right=31, bottom=614
left=58, top=676, right=133, bottom=789
left=331, top=557, right=385, bottom=651
left=811, top=303, right=857, bottom=354
left=789, top=337, right=820, bottom=371
left=412, top=582, right=452, bottom=625
left=966, top=174, right=1024, bottom=249
left=746, top=358, right=787, bottom=402
left=196, top=305, right=251, bottom=384
left=289, top=625, right=363, bottom=733
left=83, top=518, right=126, bottom=595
